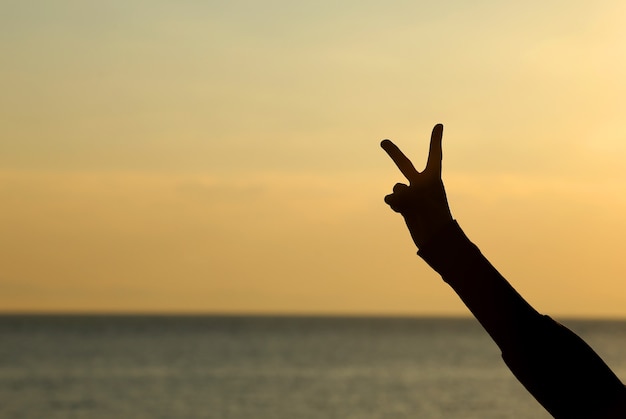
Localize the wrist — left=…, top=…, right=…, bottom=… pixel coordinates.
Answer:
left=403, top=212, right=453, bottom=249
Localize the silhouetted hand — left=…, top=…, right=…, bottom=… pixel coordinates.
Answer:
left=381, top=124, right=453, bottom=249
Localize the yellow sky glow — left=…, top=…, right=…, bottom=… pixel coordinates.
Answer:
left=2, top=1, right=626, bottom=316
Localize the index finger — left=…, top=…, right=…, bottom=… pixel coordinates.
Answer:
left=381, top=139, right=419, bottom=182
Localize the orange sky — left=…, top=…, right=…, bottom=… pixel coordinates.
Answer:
left=2, top=1, right=626, bottom=317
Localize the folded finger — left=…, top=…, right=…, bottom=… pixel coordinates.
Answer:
left=384, top=193, right=403, bottom=213
left=393, top=183, right=409, bottom=193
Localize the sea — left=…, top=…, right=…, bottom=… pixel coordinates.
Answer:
left=1, top=316, right=625, bottom=419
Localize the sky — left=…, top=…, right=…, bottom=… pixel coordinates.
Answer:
left=2, top=1, right=626, bottom=317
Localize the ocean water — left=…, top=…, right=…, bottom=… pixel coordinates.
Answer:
left=1, top=316, right=625, bottom=419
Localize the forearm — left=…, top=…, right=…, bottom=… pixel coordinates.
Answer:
left=417, top=221, right=542, bottom=349
left=418, top=220, right=626, bottom=418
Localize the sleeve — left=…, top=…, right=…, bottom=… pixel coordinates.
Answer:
left=417, top=220, right=626, bottom=419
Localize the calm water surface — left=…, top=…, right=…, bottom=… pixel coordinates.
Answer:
left=1, top=315, right=625, bottom=419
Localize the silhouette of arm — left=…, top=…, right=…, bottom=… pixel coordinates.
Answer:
left=381, top=125, right=626, bottom=419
